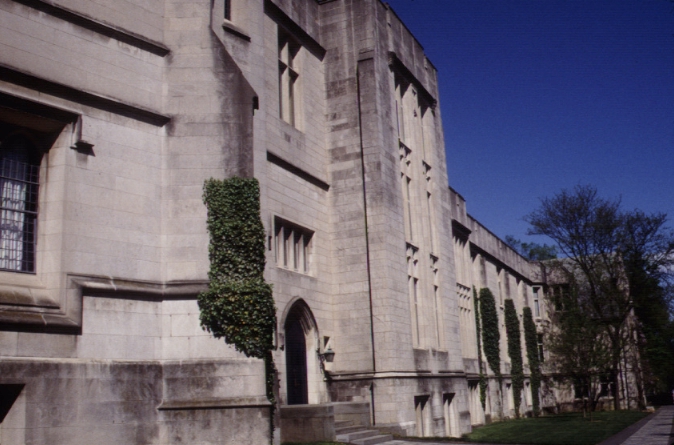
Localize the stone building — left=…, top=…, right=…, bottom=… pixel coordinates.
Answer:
left=0, top=0, right=638, bottom=444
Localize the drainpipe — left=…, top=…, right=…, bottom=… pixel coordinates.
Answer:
left=356, top=53, right=377, bottom=426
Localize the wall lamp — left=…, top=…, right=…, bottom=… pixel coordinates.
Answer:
left=318, top=346, right=335, bottom=363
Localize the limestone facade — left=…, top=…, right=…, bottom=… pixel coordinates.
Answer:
left=0, top=0, right=636, bottom=443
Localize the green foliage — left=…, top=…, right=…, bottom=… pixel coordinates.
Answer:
left=504, top=299, right=524, bottom=418
left=544, top=275, right=613, bottom=413
left=621, top=211, right=674, bottom=400
left=474, top=286, right=487, bottom=408
left=198, top=178, right=276, bottom=358
left=505, top=235, right=558, bottom=261
left=526, top=185, right=634, bottom=410
left=479, top=288, right=501, bottom=378
left=198, top=177, right=277, bottom=432
left=523, top=307, right=541, bottom=416
left=526, top=184, right=674, bottom=408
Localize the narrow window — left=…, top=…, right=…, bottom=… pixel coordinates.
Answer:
left=293, top=230, right=301, bottom=271
left=302, top=234, right=311, bottom=273
left=278, top=28, right=300, bottom=127
left=275, top=224, right=283, bottom=267
left=533, top=287, right=540, bottom=317
left=413, top=277, right=420, bottom=343
left=224, top=0, right=232, bottom=20
left=399, top=144, right=413, bottom=242
left=0, top=134, right=40, bottom=273
left=443, top=393, right=457, bottom=437
left=407, top=243, right=420, bottom=347
left=414, top=395, right=431, bottom=437
left=405, top=177, right=413, bottom=240
left=424, top=162, right=435, bottom=252
left=537, top=334, right=544, bottom=362
left=283, top=227, right=292, bottom=268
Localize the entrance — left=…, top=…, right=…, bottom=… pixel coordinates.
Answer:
left=285, top=309, right=308, bottom=405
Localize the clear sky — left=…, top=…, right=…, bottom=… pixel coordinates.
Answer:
left=385, top=0, right=674, bottom=244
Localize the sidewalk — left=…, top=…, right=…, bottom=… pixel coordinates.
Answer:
left=386, top=406, right=674, bottom=445
left=599, top=405, right=674, bottom=445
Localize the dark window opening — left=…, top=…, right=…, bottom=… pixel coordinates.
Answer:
left=224, top=0, right=231, bottom=20
left=0, top=384, right=24, bottom=423
left=0, top=124, right=44, bottom=273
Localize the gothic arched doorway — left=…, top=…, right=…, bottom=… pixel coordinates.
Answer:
left=285, top=308, right=308, bottom=405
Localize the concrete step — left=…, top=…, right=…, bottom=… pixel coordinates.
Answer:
left=335, top=419, right=355, bottom=428
left=351, top=434, right=394, bottom=445
left=336, top=425, right=369, bottom=435
left=338, top=429, right=379, bottom=441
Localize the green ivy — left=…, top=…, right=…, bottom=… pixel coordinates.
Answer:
left=198, top=178, right=277, bottom=431
left=504, top=299, right=524, bottom=418
left=523, top=306, right=541, bottom=416
left=479, top=288, right=501, bottom=379
left=474, top=286, right=487, bottom=409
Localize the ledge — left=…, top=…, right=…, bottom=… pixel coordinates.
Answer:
left=12, top=0, right=170, bottom=56
left=0, top=274, right=208, bottom=333
left=0, top=284, right=57, bottom=309
left=327, top=370, right=467, bottom=381
left=69, top=274, right=209, bottom=297
left=0, top=64, right=170, bottom=127
left=267, top=151, right=330, bottom=191
left=158, top=396, right=270, bottom=410
left=0, top=309, right=81, bottom=333
left=222, top=20, right=251, bottom=42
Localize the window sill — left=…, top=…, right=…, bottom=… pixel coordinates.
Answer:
left=276, top=266, right=314, bottom=279
left=222, top=20, right=251, bottom=42
left=0, top=271, right=54, bottom=308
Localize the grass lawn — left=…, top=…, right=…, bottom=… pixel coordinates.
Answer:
left=460, top=410, right=649, bottom=445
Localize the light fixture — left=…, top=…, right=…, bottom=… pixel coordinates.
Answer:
left=319, top=346, right=335, bottom=363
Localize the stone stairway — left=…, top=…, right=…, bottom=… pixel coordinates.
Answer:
left=335, top=419, right=394, bottom=445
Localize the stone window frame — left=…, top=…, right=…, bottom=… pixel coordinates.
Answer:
left=414, top=394, right=432, bottom=437
left=278, top=27, right=301, bottom=128
left=442, top=392, right=458, bottom=437
left=407, top=242, right=421, bottom=347
left=274, top=216, right=313, bottom=275
left=399, top=142, right=414, bottom=243
left=0, top=93, right=80, bottom=282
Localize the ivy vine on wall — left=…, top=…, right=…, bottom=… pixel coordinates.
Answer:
left=523, top=306, right=541, bottom=416
left=479, top=288, right=501, bottom=379
left=197, top=177, right=278, bottom=429
left=504, top=299, right=524, bottom=418
left=474, top=286, right=487, bottom=409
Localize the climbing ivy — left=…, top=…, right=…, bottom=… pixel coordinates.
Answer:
left=197, top=177, right=277, bottom=430
left=523, top=306, right=541, bottom=416
left=479, top=288, right=501, bottom=379
left=474, top=286, right=487, bottom=409
left=504, top=299, right=524, bottom=418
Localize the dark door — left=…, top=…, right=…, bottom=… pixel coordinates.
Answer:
left=285, top=314, right=308, bottom=405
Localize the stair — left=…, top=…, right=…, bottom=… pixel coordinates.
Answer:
left=335, top=420, right=394, bottom=445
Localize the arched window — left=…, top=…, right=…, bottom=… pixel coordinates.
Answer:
left=0, top=133, right=40, bottom=272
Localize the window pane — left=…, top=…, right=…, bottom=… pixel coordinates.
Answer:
left=283, top=227, right=291, bottom=267
left=0, top=138, right=39, bottom=273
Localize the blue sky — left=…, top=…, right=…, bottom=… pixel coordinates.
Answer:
left=385, top=0, right=674, bottom=244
